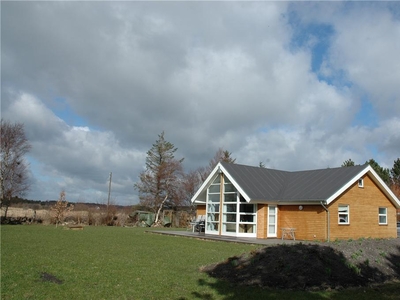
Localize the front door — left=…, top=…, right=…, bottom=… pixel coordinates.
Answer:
left=267, top=205, right=277, bottom=237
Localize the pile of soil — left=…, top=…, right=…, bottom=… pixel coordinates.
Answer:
left=201, top=238, right=400, bottom=291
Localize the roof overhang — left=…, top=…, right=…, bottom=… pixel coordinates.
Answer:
left=326, top=165, right=400, bottom=208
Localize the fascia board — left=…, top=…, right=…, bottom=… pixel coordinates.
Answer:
left=220, top=164, right=252, bottom=202
left=190, top=163, right=222, bottom=203
left=326, top=165, right=400, bottom=208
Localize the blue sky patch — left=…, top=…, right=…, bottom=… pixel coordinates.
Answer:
left=288, top=13, right=335, bottom=74
left=352, top=97, right=379, bottom=128
left=52, top=97, right=89, bottom=128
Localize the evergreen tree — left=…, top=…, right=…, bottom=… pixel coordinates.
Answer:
left=366, top=158, right=391, bottom=185
left=390, top=158, right=400, bottom=186
left=341, top=159, right=355, bottom=167
left=134, top=132, right=184, bottom=225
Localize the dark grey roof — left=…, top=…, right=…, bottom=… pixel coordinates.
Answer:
left=220, top=162, right=368, bottom=202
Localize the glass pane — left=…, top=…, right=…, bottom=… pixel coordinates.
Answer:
left=224, top=204, right=236, bottom=213
left=224, top=193, right=236, bottom=202
left=268, top=225, right=275, bottom=234
left=240, top=195, right=246, bottom=202
left=212, top=176, right=221, bottom=184
left=339, top=214, right=348, bottom=223
left=208, top=203, right=218, bottom=212
left=379, top=216, right=387, bottom=223
left=338, top=206, right=348, bottom=213
left=269, top=215, right=275, bottom=223
left=224, top=223, right=236, bottom=232
left=208, top=194, right=220, bottom=202
left=379, top=207, right=386, bottom=214
left=207, top=222, right=218, bottom=231
left=269, top=206, right=275, bottom=213
left=208, top=184, right=220, bottom=193
left=240, top=215, right=254, bottom=223
left=224, top=214, right=236, bottom=222
left=239, top=224, right=254, bottom=233
left=240, top=204, right=255, bottom=213
left=224, top=183, right=235, bottom=193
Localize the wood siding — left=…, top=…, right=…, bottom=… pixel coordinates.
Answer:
left=257, top=204, right=268, bottom=239
left=196, top=205, right=206, bottom=218
left=328, top=174, right=397, bottom=240
left=278, top=205, right=326, bottom=241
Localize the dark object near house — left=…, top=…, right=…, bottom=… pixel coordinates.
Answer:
left=195, top=220, right=205, bottom=232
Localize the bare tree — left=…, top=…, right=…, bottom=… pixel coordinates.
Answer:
left=181, top=170, right=203, bottom=209
left=51, top=190, right=74, bottom=227
left=196, top=148, right=236, bottom=182
left=134, top=132, right=184, bottom=225
left=0, top=120, right=32, bottom=218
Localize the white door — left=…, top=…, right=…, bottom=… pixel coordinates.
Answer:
left=268, top=206, right=277, bottom=237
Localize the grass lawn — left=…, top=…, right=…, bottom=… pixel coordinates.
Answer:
left=1, top=225, right=399, bottom=300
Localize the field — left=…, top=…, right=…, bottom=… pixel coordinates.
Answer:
left=1, top=225, right=400, bottom=300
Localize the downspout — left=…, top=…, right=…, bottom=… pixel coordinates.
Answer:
left=320, top=201, right=330, bottom=242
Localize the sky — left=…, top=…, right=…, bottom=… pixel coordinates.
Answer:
left=1, top=1, right=400, bottom=206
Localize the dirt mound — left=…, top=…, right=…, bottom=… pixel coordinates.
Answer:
left=202, top=239, right=400, bottom=290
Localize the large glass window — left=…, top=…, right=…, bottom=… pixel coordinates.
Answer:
left=206, top=175, right=256, bottom=236
left=222, top=178, right=237, bottom=233
left=207, top=176, right=220, bottom=232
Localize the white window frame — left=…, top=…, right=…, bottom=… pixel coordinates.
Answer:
left=378, top=207, right=387, bottom=225
left=338, top=205, right=350, bottom=224
left=358, top=178, right=364, bottom=188
left=267, top=205, right=277, bottom=237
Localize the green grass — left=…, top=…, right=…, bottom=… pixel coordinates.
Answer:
left=1, top=225, right=399, bottom=300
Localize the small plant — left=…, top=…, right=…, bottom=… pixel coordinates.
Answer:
left=351, top=249, right=363, bottom=260
left=51, top=190, right=74, bottom=227
left=346, top=261, right=361, bottom=276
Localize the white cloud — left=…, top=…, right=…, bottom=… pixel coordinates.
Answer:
left=3, top=92, right=144, bottom=204
left=2, top=2, right=399, bottom=204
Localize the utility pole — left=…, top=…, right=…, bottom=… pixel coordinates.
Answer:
left=107, top=172, right=112, bottom=221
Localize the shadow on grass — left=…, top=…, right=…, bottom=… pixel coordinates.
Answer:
left=198, top=243, right=400, bottom=296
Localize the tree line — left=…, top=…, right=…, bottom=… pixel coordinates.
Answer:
left=2, top=119, right=399, bottom=226
left=342, top=158, right=400, bottom=187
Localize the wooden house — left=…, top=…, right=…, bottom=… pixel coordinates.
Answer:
left=191, top=162, right=400, bottom=241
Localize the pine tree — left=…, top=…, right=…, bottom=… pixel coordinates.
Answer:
left=341, top=159, right=355, bottom=167
left=390, top=158, right=400, bottom=186
left=134, top=132, right=184, bottom=225
left=366, top=159, right=391, bottom=185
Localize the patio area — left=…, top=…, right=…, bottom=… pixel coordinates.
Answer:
left=147, top=230, right=301, bottom=245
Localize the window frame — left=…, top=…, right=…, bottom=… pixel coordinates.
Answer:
left=358, top=178, right=364, bottom=188
left=338, top=204, right=350, bottom=225
left=378, top=207, right=387, bottom=225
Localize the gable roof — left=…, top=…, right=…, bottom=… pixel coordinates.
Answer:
left=192, top=162, right=400, bottom=208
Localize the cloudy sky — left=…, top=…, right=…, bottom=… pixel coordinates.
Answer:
left=2, top=1, right=400, bottom=205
